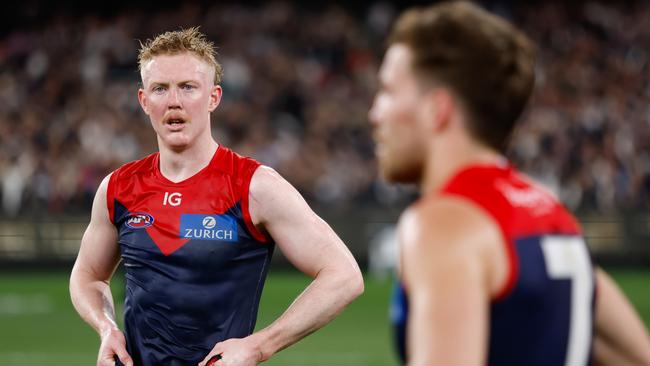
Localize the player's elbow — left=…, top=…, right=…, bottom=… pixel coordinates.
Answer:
left=340, top=264, right=364, bottom=303
left=317, top=255, right=364, bottom=305
left=353, top=269, right=365, bottom=299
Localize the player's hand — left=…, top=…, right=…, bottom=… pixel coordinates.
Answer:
left=97, top=328, right=133, bottom=366
left=198, top=337, right=263, bottom=366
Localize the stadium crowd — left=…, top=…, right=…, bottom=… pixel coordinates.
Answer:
left=0, top=1, right=649, bottom=216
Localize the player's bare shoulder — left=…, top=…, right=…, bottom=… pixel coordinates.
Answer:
left=399, top=194, right=507, bottom=293
left=249, top=166, right=287, bottom=201
left=96, top=172, right=113, bottom=198
left=400, top=194, right=501, bottom=250
left=90, top=172, right=114, bottom=224
left=248, top=165, right=304, bottom=226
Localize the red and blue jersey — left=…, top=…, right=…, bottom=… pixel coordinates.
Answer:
left=391, top=163, right=595, bottom=365
left=107, top=146, right=274, bottom=365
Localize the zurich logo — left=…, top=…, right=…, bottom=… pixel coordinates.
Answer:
left=202, top=216, right=217, bottom=229
left=125, top=212, right=154, bottom=229
left=180, top=214, right=238, bottom=242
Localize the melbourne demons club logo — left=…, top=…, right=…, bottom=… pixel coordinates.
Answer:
left=125, top=212, right=155, bottom=229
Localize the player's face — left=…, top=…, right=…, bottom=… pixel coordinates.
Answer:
left=138, top=53, right=222, bottom=150
left=369, top=44, right=428, bottom=184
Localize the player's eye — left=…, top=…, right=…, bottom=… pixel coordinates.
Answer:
left=181, top=84, right=196, bottom=91
left=152, top=85, right=167, bottom=94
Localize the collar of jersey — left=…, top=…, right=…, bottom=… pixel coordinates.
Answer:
left=152, top=145, right=223, bottom=187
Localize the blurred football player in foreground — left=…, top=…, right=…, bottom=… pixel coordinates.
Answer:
left=369, top=2, right=650, bottom=365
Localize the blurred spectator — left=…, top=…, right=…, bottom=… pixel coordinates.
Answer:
left=0, top=1, right=649, bottom=215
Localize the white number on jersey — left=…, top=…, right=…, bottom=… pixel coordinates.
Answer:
left=541, top=236, right=593, bottom=366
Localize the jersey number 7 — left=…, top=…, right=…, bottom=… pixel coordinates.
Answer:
left=541, top=236, right=594, bottom=366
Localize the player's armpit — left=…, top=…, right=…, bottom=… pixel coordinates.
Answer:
left=593, top=268, right=650, bottom=366
left=400, top=197, right=500, bottom=366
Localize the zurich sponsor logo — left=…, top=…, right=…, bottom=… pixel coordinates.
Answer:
left=202, top=216, right=216, bottom=229
left=180, top=214, right=238, bottom=242
left=125, top=212, right=154, bottom=229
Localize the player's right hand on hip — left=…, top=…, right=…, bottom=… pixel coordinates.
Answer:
left=97, top=328, right=134, bottom=366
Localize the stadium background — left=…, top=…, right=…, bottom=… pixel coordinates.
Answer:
left=1, top=1, right=649, bottom=365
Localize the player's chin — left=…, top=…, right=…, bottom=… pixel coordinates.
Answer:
left=162, top=134, right=192, bottom=150
left=379, top=159, right=420, bottom=184
left=379, top=162, right=406, bottom=183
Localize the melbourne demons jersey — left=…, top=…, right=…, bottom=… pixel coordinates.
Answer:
left=391, top=163, right=595, bottom=366
left=107, top=146, right=274, bottom=365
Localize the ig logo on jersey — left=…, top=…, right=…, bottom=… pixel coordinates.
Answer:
left=180, top=214, right=238, bottom=242
left=163, top=192, right=182, bottom=206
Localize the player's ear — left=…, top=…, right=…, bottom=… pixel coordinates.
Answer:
left=428, top=88, right=454, bottom=132
left=138, top=88, right=149, bottom=115
left=208, top=84, right=223, bottom=112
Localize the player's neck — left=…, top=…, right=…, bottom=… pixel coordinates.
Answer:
left=420, top=136, right=503, bottom=194
left=157, top=134, right=219, bottom=183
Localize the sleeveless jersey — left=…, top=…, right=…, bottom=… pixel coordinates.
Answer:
left=107, top=146, right=274, bottom=365
left=391, top=163, right=595, bottom=366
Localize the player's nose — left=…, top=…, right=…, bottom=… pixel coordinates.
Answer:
left=167, top=87, right=182, bottom=109
left=368, top=97, right=380, bottom=127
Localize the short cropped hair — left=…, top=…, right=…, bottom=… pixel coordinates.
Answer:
left=138, top=27, right=223, bottom=85
left=388, top=1, right=535, bottom=152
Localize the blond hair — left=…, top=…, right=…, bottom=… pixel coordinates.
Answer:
left=138, top=27, right=223, bottom=84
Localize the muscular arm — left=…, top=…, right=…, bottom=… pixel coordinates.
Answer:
left=249, top=167, right=364, bottom=359
left=200, top=166, right=364, bottom=365
left=400, top=198, right=502, bottom=366
left=69, top=174, right=133, bottom=366
left=593, top=268, right=650, bottom=366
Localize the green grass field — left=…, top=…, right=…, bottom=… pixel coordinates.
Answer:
left=0, top=269, right=648, bottom=366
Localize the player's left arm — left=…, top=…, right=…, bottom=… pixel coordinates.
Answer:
left=199, top=166, right=364, bottom=366
left=592, top=268, right=650, bottom=366
left=401, top=197, right=501, bottom=366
